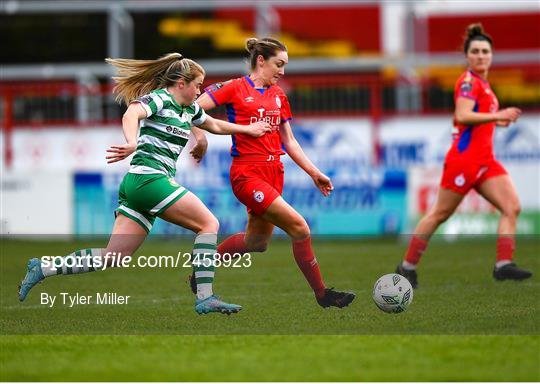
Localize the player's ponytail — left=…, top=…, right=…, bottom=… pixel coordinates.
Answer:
left=106, top=53, right=205, bottom=105
left=246, top=38, right=259, bottom=54
left=245, top=37, right=287, bottom=70
left=463, top=23, right=493, bottom=53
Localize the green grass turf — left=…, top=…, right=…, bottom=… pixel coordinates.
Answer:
left=1, top=335, right=538, bottom=381
left=1, top=236, right=539, bottom=381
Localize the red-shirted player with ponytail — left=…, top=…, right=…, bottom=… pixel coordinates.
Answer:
left=396, top=24, right=532, bottom=287
left=191, top=37, right=355, bottom=308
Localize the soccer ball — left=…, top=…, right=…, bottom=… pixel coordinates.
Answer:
left=372, top=273, right=414, bottom=313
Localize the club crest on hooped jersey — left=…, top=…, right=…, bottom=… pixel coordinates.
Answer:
left=253, top=190, right=265, bottom=203
left=275, top=96, right=281, bottom=108
left=168, top=178, right=179, bottom=187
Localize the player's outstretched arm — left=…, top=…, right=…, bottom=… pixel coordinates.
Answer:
left=197, top=92, right=218, bottom=111
left=455, top=97, right=522, bottom=126
left=279, top=121, right=334, bottom=197
left=106, top=102, right=146, bottom=164
left=197, top=116, right=271, bottom=137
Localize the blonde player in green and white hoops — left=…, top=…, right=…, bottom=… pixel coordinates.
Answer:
left=18, top=53, right=271, bottom=315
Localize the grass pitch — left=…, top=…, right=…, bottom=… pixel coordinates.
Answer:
left=1, top=236, right=539, bottom=381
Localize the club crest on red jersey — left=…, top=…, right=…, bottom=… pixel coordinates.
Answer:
left=454, top=174, right=466, bottom=187
left=253, top=190, right=265, bottom=203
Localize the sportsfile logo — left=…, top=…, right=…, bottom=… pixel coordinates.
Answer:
left=39, top=252, right=252, bottom=271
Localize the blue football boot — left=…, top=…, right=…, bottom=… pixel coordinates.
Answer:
left=18, top=258, right=45, bottom=301
left=195, top=295, right=242, bottom=315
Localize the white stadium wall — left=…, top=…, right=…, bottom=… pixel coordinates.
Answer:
left=1, top=171, right=72, bottom=234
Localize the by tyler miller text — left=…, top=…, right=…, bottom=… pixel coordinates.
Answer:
left=40, top=292, right=130, bottom=307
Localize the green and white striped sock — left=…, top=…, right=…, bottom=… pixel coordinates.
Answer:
left=192, top=233, right=217, bottom=300
left=41, top=248, right=103, bottom=277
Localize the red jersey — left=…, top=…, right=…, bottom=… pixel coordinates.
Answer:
left=449, top=70, right=499, bottom=160
left=204, top=76, right=292, bottom=157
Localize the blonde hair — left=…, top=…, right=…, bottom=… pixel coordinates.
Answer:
left=245, top=37, right=287, bottom=70
left=105, top=53, right=205, bottom=105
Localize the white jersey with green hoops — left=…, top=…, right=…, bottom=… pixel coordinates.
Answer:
left=130, top=88, right=207, bottom=178
left=111, top=89, right=208, bottom=233
left=16, top=89, right=232, bottom=308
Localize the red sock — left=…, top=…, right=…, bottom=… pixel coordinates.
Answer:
left=216, top=233, right=248, bottom=260
left=496, top=236, right=515, bottom=263
left=404, top=235, right=428, bottom=266
left=292, top=236, right=326, bottom=299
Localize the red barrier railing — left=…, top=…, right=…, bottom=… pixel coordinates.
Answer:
left=2, top=74, right=539, bottom=169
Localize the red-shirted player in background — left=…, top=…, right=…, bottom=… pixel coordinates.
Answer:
left=396, top=24, right=533, bottom=287
left=190, top=37, right=355, bottom=308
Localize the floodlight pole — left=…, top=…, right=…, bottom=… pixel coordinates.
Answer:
left=76, top=72, right=102, bottom=124
left=255, top=1, right=280, bottom=38
left=107, top=4, right=133, bottom=59
left=2, top=91, right=14, bottom=170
